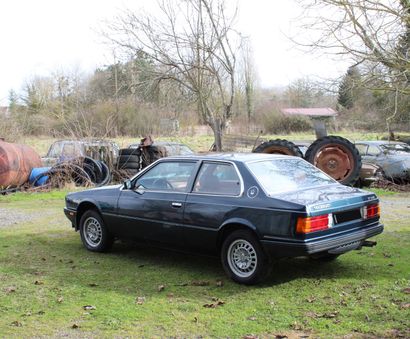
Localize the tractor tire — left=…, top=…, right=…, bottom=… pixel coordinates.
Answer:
left=304, top=136, right=361, bottom=186
left=253, top=139, right=303, bottom=157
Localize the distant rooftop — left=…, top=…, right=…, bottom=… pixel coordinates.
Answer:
left=281, top=108, right=338, bottom=117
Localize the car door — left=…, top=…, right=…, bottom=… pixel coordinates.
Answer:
left=116, top=160, right=198, bottom=247
left=183, top=161, right=243, bottom=253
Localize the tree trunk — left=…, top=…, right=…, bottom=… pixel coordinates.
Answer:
left=211, top=118, right=223, bottom=151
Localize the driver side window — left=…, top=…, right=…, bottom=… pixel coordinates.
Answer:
left=135, top=161, right=196, bottom=192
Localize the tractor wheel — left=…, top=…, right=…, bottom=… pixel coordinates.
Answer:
left=253, top=139, right=303, bottom=157
left=304, top=136, right=361, bottom=186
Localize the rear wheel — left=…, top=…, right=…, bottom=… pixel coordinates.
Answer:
left=253, top=139, right=303, bottom=157
left=221, top=230, right=270, bottom=285
left=304, top=136, right=361, bottom=186
left=79, top=210, right=114, bottom=252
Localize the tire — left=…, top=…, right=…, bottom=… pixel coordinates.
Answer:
left=119, top=148, right=141, bottom=157
left=118, top=154, right=140, bottom=163
left=117, top=161, right=140, bottom=170
left=221, top=229, right=270, bottom=285
left=309, top=252, right=340, bottom=262
left=253, top=139, right=303, bottom=157
left=304, top=136, right=361, bottom=186
left=79, top=210, right=114, bottom=252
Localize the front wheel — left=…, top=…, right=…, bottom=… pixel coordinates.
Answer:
left=79, top=210, right=114, bottom=252
left=221, top=230, right=270, bottom=285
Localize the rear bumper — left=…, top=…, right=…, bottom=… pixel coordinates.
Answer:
left=64, top=208, right=77, bottom=228
left=261, top=222, right=384, bottom=258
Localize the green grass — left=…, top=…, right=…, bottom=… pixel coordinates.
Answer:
left=0, top=192, right=409, bottom=337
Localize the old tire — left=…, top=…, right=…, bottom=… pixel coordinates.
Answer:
left=79, top=210, right=114, bottom=252
left=304, top=136, right=361, bottom=186
left=253, top=139, right=303, bottom=157
left=221, top=230, right=270, bottom=285
left=119, top=148, right=141, bottom=157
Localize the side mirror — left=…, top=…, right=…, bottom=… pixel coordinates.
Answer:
left=123, top=179, right=132, bottom=190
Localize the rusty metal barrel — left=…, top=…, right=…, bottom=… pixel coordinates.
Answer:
left=0, top=140, right=42, bottom=188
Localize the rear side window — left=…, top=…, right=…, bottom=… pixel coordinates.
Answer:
left=193, top=162, right=241, bottom=196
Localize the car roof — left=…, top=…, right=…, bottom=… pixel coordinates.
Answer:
left=355, top=140, right=408, bottom=146
left=163, top=152, right=299, bottom=163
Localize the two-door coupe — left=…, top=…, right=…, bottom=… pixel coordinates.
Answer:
left=64, top=153, right=383, bottom=284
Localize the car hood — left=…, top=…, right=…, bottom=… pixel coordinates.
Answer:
left=271, top=184, right=377, bottom=214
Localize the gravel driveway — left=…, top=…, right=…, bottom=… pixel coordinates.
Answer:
left=0, top=207, right=56, bottom=228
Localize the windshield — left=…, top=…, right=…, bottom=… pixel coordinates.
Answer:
left=247, top=158, right=336, bottom=195
left=380, top=143, right=410, bottom=154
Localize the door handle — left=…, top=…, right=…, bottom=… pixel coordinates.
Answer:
left=171, top=202, right=182, bottom=208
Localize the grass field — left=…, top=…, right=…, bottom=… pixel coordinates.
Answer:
left=0, top=189, right=409, bottom=338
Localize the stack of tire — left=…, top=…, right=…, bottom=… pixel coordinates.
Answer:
left=117, top=148, right=142, bottom=174
left=253, top=136, right=361, bottom=186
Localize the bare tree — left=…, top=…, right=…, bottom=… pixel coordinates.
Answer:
left=104, top=0, right=239, bottom=150
left=293, top=0, right=410, bottom=94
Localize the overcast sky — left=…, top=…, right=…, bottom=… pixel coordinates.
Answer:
left=0, top=0, right=349, bottom=105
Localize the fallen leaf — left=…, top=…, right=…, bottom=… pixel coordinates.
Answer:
left=71, top=323, right=79, bottom=329
left=306, top=297, right=316, bottom=303
left=57, top=297, right=64, bottom=303
left=136, top=297, right=146, bottom=305
left=11, top=320, right=22, bottom=327
left=158, top=285, right=165, bottom=292
left=247, top=316, right=257, bottom=321
left=203, top=300, right=225, bottom=308
left=34, top=280, right=44, bottom=285
left=243, top=335, right=258, bottom=339
left=191, top=280, right=210, bottom=286
left=5, top=286, right=16, bottom=293
left=82, top=305, right=96, bottom=311
left=400, top=302, right=410, bottom=309
left=216, top=280, right=224, bottom=287
left=402, top=288, right=410, bottom=294
left=320, top=311, right=339, bottom=319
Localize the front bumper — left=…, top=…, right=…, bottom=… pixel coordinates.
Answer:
left=64, top=207, right=77, bottom=228
left=261, top=222, right=384, bottom=258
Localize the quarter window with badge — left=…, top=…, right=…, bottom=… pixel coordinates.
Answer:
left=193, top=162, right=241, bottom=195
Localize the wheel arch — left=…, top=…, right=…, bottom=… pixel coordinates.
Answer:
left=216, top=219, right=260, bottom=251
left=75, top=200, right=101, bottom=231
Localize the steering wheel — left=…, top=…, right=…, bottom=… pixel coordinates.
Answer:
left=152, top=178, right=173, bottom=190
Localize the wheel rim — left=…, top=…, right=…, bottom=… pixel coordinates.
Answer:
left=83, top=217, right=103, bottom=247
left=227, top=239, right=258, bottom=278
left=313, top=144, right=354, bottom=181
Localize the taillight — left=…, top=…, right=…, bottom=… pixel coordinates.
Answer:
left=361, top=203, right=380, bottom=219
left=296, top=214, right=331, bottom=233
